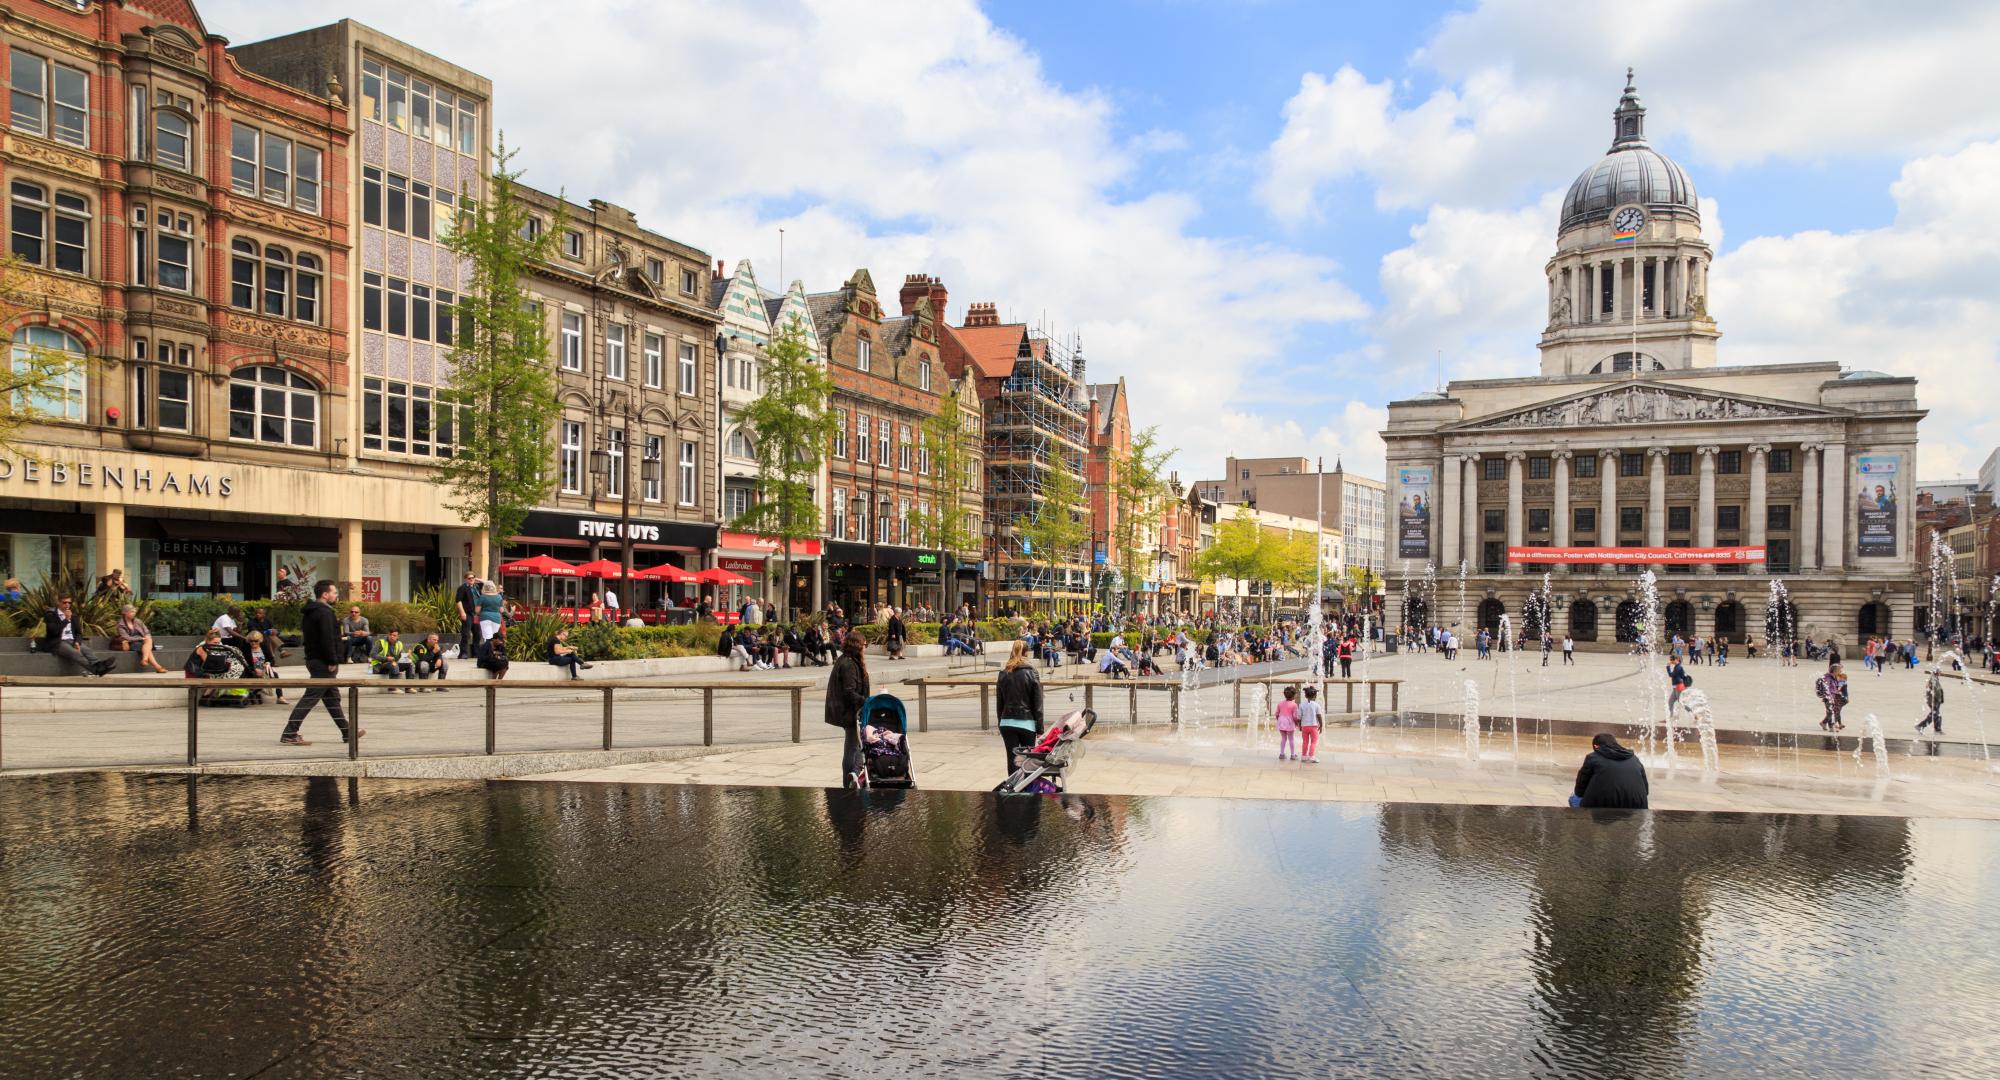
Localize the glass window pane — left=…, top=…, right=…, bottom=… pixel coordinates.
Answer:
left=230, top=124, right=259, bottom=194
left=10, top=53, right=46, bottom=133
left=291, top=419, right=313, bottom=447
left=261, top=414, right=284, bottom=443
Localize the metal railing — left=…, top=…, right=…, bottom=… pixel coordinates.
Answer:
left=904, top=672, right=1404, bottom=732
left=0, top=675, right=815, bottom=770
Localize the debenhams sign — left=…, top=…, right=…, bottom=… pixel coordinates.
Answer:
left=0, top=457, right=235, bottom=498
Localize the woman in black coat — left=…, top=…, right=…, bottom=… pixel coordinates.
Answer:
left=824, top=631, right=871, bottom=788
left=995, top=640, right=1045, bottom=774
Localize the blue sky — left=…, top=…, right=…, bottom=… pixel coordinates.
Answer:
left=203, top=0, right=2000, bottom=481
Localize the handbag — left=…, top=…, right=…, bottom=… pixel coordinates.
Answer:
left=111, top=636, right=131, bottom=652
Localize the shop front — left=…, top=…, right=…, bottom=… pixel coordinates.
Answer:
left=503, top=510, right=718, bottom=613
left=823, top=541, right=935, bottom=614
left=713, top=531, right=821, bottom=617
left=0, top=450, right=469, bottom=602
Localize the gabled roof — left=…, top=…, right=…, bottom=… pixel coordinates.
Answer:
left=763, top=296, right=786, bottom=324
left=806, top=290, right=848, bottom=339
left=1087, top=381, right=1125, bottom=434
left=878, top=315, right=914, bottom=358
left=955, top=322, right=1031, bottom=380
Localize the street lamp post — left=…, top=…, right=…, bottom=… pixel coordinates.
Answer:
left=590, top=394, right=646, bottom=618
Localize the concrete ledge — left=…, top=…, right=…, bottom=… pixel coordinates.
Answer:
left=149, top=744, right=734, bottom=780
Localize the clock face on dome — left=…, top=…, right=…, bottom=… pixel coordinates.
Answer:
left=1612, top=207, right=1645, bottom=234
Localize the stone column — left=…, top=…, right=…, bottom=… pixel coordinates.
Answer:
left=1552, top=450, right=1573, bottom=552
left=93, top=503, right=125, bottom=584
left=1505, top=452, right=1525, bottom=574
left=1462, top=454, right=1480, bottom=572
left=1598, top=448, right=1619, bottom=558
left=1646, top=447, right=1668, bottom=546
left=1747, top=443, right=1770, bottom=574
left=470, top=531, right=492, bottom=580
left=1440, top=453, right=1461, bottom=569
left=1695, top=445, right=1719, bottom=574
left=1800, top=444, right=1821, bottom=572
left=339, top=519, right=365, bottom=600
left=1822, top=440, right=1846, bottom=571
left=1678, top=254, right=1691, bottom=314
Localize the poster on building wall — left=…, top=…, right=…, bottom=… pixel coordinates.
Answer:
left=1396, top=467, right=1433, bottom=560
left=1854, top=453, right=1900, bottom=557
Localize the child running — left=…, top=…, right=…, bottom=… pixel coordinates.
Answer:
left=1274, top=685, right=1300, bottom=762
left=1299, top=685, right=1324, bottom=763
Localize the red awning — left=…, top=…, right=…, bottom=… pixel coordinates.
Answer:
left=694, top=566, right=752, bottom=586
left=497, top=554, right=581, bottom=576
left=635, top=563, right=699, bottom=583
left=572, top=559, right=627, bottom=577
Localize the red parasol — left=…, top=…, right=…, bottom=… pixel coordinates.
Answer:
left=497, top=555, right=581, bottom=577
left=694, top=566, right=752, bottom=586
left=635, top=563, right=699, bottom=583
left=572, top=559, right=628, bottom=577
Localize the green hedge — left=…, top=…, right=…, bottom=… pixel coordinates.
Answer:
left=142, top=597, right=442, bottom=637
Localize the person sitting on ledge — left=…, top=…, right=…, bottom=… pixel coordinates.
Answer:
left=548, top=627, right=590, bottom=680
left=42, top=595, right=116, bottom=677
left=476, top=625, right=511, bottom=679
left=372, top=628, right=417, bottom=692
left=1570, top=734, right=1649, bottom=809
left=410, top=632, right=450, bottom=691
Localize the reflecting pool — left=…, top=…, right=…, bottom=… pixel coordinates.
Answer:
left=2, top=774, right=1998, bottom=1077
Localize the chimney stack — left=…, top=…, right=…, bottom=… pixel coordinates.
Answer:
left=964, top=302, right=1000, bottom=327
left=713, top=259, right=725, bottom=282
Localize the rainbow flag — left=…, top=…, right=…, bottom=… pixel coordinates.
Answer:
left=1612, top=228, right=1637, bottom=244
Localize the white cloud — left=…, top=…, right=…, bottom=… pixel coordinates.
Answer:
left=1372, top=193, right=1560, bottom=384
left=1713, top=138, right=2000, bottom=477
left=201, top=0, right=1366, bottom=479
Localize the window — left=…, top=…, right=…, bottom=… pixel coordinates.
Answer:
left=1667, top=506, right=1691, bottom=531
left=1574, top=455, right=1597, bottom=479
left=1620, top=507, right=1643, bottom=533
left=410, top=182, right=430, bottom=240
left=1574, top=507, right=1597, bottom=535
left=1482, top=509, right=1503, bottom=534
left=1718, top=450, right=1742, bottom=474
left=726, top=428, right=753, bottom=459
left=643, top=333, right=663, bottom=388
left=411, top=78, right=432, bottom=141
left=410, top=284, right=430, bottom=341
left=856, top=338, right=871, bottom=373
left=360, top=59, right=382, bottom=122
left=560, top=313, right=583, bottom=370
left=1769, top=449, right=1793, bottom=474
left=459, top=97, right=477, bottom=154
left=362, top=166, right=383, bottom=226
left=1718, top=506, right=1741, bottom=531
left=11, top=53, right=88, bottom=148
left=606, top=324, right=627, bottom=381
left=134, top=208, right=193, bottom=292
left=898, top=424, right=912, bottom=471
left=1529, top=457, right=1551, bottom=480
left=677, top=341, right=696, bottom=394
left=562, top=230, right=583, bottom=259
left=560, top=421, right=584, bottom=493
left=1668, top=451, right=1692, bottom=475
left=643, top=435, right=663, bottom=502
left=832, top=490, right=848, bottom=539
left=646, top=257, right=663, bottom=284
left=386, top=68, right=407, bottom=131
left=435, top=289, right=454, bottom=345
left=131, top=340, right=193, bottom=434
left=228, top=366, right=317, bottom=448
left=832, top=409, right=848, bottom=458
left=520, top=216, right=541, bottom=243
left=386, top=174, right=407, bottom=233
left=11, top=325, right=85, bottom=421
left=1528, top=508, right=1550, bottom=532
left=678, top=441, right=697, bottom=506
left=1481, top=540, right=1504, bottom=574
left=361, top=377, right=460, bottom=458
left=919, top=359, right=932, bottom=391
left=1767, top=538, right=1793, bottom=574
left=606, top=428, right=625, bottom=498
left=680, top=268, right=698, bottom=295
left=1621, top=452, right=1644, bottom=477
left=1481, top=458, right=1504, bottom=481
left=9, top=182, right=88, bottom=274
left=260, top=244, right=292, bottom=317
left=878, top=498, right=890, bottom=546
left=1768, top=505, right=1792, bottom=530
left=387, top=278, right=407, bottom=336
left=854, top=413, right=869, bottom=462
left=435, top=190, right=457, bottom=242
left=876, top=417, right=890, bottom=464
left=899, top=498, right=912, bottom=544
left=153, top=100, right=192, bottom=172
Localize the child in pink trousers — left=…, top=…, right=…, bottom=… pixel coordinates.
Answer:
left=1299, top=685, right=1323, bottom=763
left=1274, top=685, right=1300, bottom=761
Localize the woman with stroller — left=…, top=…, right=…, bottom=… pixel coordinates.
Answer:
left=825, top=630, right=871, bottom=788
left=996, top=640, right=1045, bottom=774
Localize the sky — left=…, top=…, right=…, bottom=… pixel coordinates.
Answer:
left=202, top=0, right=2000, bottom=483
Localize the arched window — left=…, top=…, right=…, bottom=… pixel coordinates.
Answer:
left=261, top=245, right=291, bottom=318
left=229, top=238, right=259, bottom=310
left=229, top=366, right=318, bottom=448
left=1858, top=602, right=1891, bottom=638
left=1477, top=598, right=1506, bottom=633
left=154, top=109, right=191, bottom=172
left=8, top=182, right=89, bottom=273
left=1714, top=601, right=1744, bottom=643
left=10, top=325, right=86, bottom=422
left=295, top=254, right=321, bottom=324
left=1615, top=600, right=1643, bottom=643
left=1664, top=600, right=1693, bottom=635
left=1569, top=599, right=1598, bottom=641
left=726, top=428, right=754, bottom=459
left=1589, top=352, right=1665, bottom=374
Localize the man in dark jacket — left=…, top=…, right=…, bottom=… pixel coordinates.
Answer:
left=454, top=572, right=481, bottom=658
left=1573, top=733, right=1649, bottom=809
left=42, top=595, right=116, bottom=676
left=824, top=631, right=870, bottom=787
left=280, top=580, right=360, bottom=746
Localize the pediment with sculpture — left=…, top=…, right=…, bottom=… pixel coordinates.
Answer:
left=1455, top=383, right=1837, bottom=431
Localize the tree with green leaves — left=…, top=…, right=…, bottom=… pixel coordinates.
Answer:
left=1271, top=531, right=1326, bottom=603
left=1343, top=563, right=1381, bottom=612
left=1192, top=506, right=1263, bottom=614
left=1109, top=426, right=1174, bottom=616
left=1018, top=453, right=1088, bottom=615
left=436, top=140, right=565, bottom=579
left=731, top=318, right=838, bottom=621
left=914, top=382, right=980, bottom=604
left=0, top=257, right=91, bottom=457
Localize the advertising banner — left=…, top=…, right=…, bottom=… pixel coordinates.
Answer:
left=1506, top=546, right=1765, bottom=564
left=1397, top=467, right=1433, bottom=560
left=1854, top=454, right=1900, bottom=557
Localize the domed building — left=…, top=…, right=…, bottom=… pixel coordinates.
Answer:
left=1381, top=73, right=1926, bottom=648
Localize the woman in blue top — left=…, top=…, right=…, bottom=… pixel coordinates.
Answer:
left=476, top=580, right=505, bottom=641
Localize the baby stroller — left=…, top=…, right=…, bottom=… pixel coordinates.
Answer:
left=855, top=692, right=916, bottom=789
left=996, top=708, right=1098, bottom=795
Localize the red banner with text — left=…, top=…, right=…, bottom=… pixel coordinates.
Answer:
left=1506, top=546, right=1765, bottom=564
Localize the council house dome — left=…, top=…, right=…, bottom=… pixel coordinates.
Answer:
left=1558, top=71, right=1698, bottom=234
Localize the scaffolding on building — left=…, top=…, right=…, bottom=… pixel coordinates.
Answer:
left=987, top=327, right=1092, bottom=608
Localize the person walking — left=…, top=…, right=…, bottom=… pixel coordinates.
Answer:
left=1336, top=635, right=1355, bottom=678
left=1816, top=664, right=1849, bottom=732
left=454, top=572, right=481, bottom=657
left=1298, top=685, right=1324, bottom=763
left=825, top=631, right=871, bottom=788
left=1665, top=657, right=1691, bottom=717
left=1541, top=631, right=1553, bottom=668
left=1570, top=733, right=1649, bottom=809
left=996, top=641, right=1045, bottom=775
left=1917, top=666, right=1945, bottom=735
left=1273, top=685, right=1300, bottom=761
left=281, top=581, right=361, bottom=747
left=1561, top=634, right=1575, bottom=666
left=886, top=607, right=907, bottom=661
